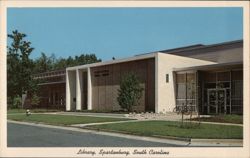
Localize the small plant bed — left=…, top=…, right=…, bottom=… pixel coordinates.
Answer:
left=7, top=114, right=132, bottom=125
left=190, top=115, right=243, bottom=124
left=85, top=120, right=243, bottom=139
left=7, top=108, right=63, bottom=114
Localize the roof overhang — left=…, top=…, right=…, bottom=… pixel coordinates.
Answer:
left=173, top=61, right=243, bottom=72
left=38, top=81, right=65, bottom=86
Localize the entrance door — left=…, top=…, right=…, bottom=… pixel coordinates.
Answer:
left=217, top=89, right=227, bottom=114
left=207, top=89, right=227, bottom=114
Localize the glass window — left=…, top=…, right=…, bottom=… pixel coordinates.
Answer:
left=232, top=80, right=243, bottom=99
left=176, top=74, right=186, bottom=83
left=176, top=72, right=196, bottom=107
left=177, top=83, right=186, bottom=99
left=217, top=71, right=230, bottom=82
left=232, top=70, right=243, bottom=81
left=187, top=73, right=195, bottom=83
left=187, top=83, right=196, bottom=99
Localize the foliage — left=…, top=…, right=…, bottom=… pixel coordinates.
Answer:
left=33, top=52, right=54, bottom=73
left=30, top=94, right=40, bottom=106
left=7, top=30, right=36, bottom=100
left=117, top=73, right=143, bottom=112
left=12, top=96, right=22, bottom=109
left=33, top=53, right=102, bottom=72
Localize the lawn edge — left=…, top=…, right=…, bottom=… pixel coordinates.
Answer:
left=82, top=126, right=243, bottom=142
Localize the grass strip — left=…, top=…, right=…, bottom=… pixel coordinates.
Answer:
left=190, top=115, right=243, bottom=124
left=7, top=114, right=131, bottom=125
left=86, top=120, right=243, bottom=139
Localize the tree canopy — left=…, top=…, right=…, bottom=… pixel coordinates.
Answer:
left=34, top=52, right=101, bottom=73
left=33, top=52, right=101, bottom=73
left=7, top=30, right=34, bottom=98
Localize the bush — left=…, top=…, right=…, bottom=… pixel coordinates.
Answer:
left=117, top=73, right=143, bottom=112
left=12, top=96, right=22, bottom=109
left=31, top=94, right=40, bottom=106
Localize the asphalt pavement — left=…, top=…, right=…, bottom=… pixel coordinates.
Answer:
left=8, top=122, right=182, bottom=147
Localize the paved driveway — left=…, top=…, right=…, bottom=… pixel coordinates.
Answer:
left=8, top=122, right=182, bottom=147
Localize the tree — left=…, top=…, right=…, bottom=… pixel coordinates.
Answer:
left=52, top=53, right=102, bottom=70
left=33, top=52, right=54, bottom=73
left=7, top=30, right=35, bottom=100
left=117, top=73, right=144, bottom=112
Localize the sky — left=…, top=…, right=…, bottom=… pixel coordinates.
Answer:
left=7, top=7, right=243, bottom=61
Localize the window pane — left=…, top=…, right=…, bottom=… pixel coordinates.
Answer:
left=187, top=83, right=196, bottom=99
left=176, top=74, right=186, bottom=83
left=177, top=83, right=186, bottom=99
left=217, top=71, right=230, bottom=82
left=232, top=70, right=243, bottom=81
left=187, top=73, right=196, bottom=83
left=232, top=80, right=243, bottom=98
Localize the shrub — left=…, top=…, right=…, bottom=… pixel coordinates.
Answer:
left=12, top=96, right=22, bottom=109
left=31, top=94, right=40, bottom=107
left=117, top=73, right=143, bottom=112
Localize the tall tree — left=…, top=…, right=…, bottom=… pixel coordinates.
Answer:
left=7, top=30, right=34, bottom=98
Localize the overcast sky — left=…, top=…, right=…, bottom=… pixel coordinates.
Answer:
left=8, top=7, right=243, bottom=61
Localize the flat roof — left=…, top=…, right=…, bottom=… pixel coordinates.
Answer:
left=161, top=40, right=242, bottom=55
left=67, top=53, right=156, bottom=71
left=65, top=39, right=242, bottom=71
left=136, top=39, right=242, bottom=57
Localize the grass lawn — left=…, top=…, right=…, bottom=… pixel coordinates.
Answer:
left=86, top=120, right=243, bottom=139
left=7, top=114, right=131, bottom=125
left=7, top=109, right=26, bottom=114
left=7, top=108, right=62, bottom=114
left=191, top=115, right=243, bottom=124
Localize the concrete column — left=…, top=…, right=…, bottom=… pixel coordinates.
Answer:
left=87, top=67, right=92, bottom=110
left=76, top=69, right=83, bottom=111
left=66, top=70, right=71, bottom=111
left=66, top=70, right=76, bottom=111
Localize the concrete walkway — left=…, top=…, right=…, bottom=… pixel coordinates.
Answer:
left=71, top=120, right=144, bottom=127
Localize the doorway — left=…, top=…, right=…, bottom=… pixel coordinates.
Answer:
left=207, top=89, right=227, bottom=114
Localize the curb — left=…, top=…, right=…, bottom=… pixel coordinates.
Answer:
left=190, top=139, right=243, bottom=145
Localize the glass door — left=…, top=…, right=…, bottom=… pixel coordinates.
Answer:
left=207, top=89, right=217, bottom=114
left=207, top=89, right=227, bottom=114
left=217, top=89, right=227, bottom=114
